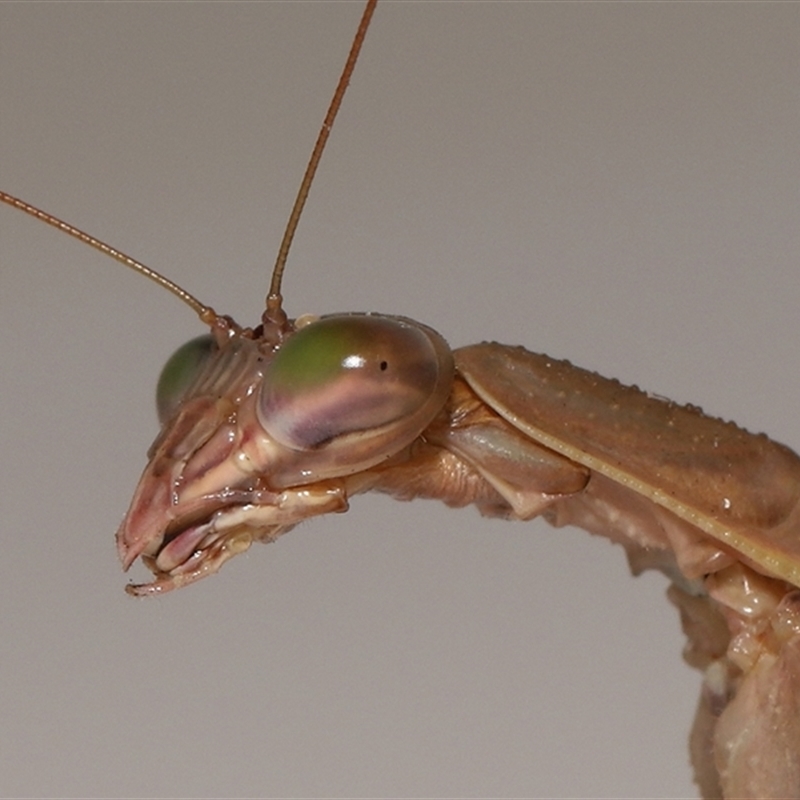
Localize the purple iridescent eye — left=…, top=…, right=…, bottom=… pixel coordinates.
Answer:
left=258, top=315, right=448, bottom=451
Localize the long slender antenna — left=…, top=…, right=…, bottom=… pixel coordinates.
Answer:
left=0, top=190, right=219, bottom=326
left=2, top=2, right=377, bottom=334
left=264, top=0, right=378, bottom=329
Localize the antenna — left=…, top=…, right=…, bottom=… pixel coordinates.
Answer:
left=0, top=190, right=219, bottom=326
left=264, top=0, right=378, bottom=330
left=1, top=0, right=378, bottom=336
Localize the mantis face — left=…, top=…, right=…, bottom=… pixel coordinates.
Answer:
left=119, top=314, right=454, bottom=594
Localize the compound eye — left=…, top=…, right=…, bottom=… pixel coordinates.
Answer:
left=156, top=334, right=215, bottom=424
left=257, top=315, right=446, bottom=451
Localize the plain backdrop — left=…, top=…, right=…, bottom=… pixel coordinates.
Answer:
left=1, top=2, right=799, bottom=798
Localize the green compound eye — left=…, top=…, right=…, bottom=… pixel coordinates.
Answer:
left=156, top=334, right=216, bottom=424
left=258, top=315, right=451, bottom=451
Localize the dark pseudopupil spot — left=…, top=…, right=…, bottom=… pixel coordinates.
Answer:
left=380, top=361, right=388, bottom=371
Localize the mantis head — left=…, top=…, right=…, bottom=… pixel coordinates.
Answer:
left=117, top=313, right=454, bottom=595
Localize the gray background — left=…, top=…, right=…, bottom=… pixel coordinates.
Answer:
left=1, top=2, right=798, bottom=797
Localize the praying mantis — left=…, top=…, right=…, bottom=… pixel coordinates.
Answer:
left=2, top=2, right=799, bottom=797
